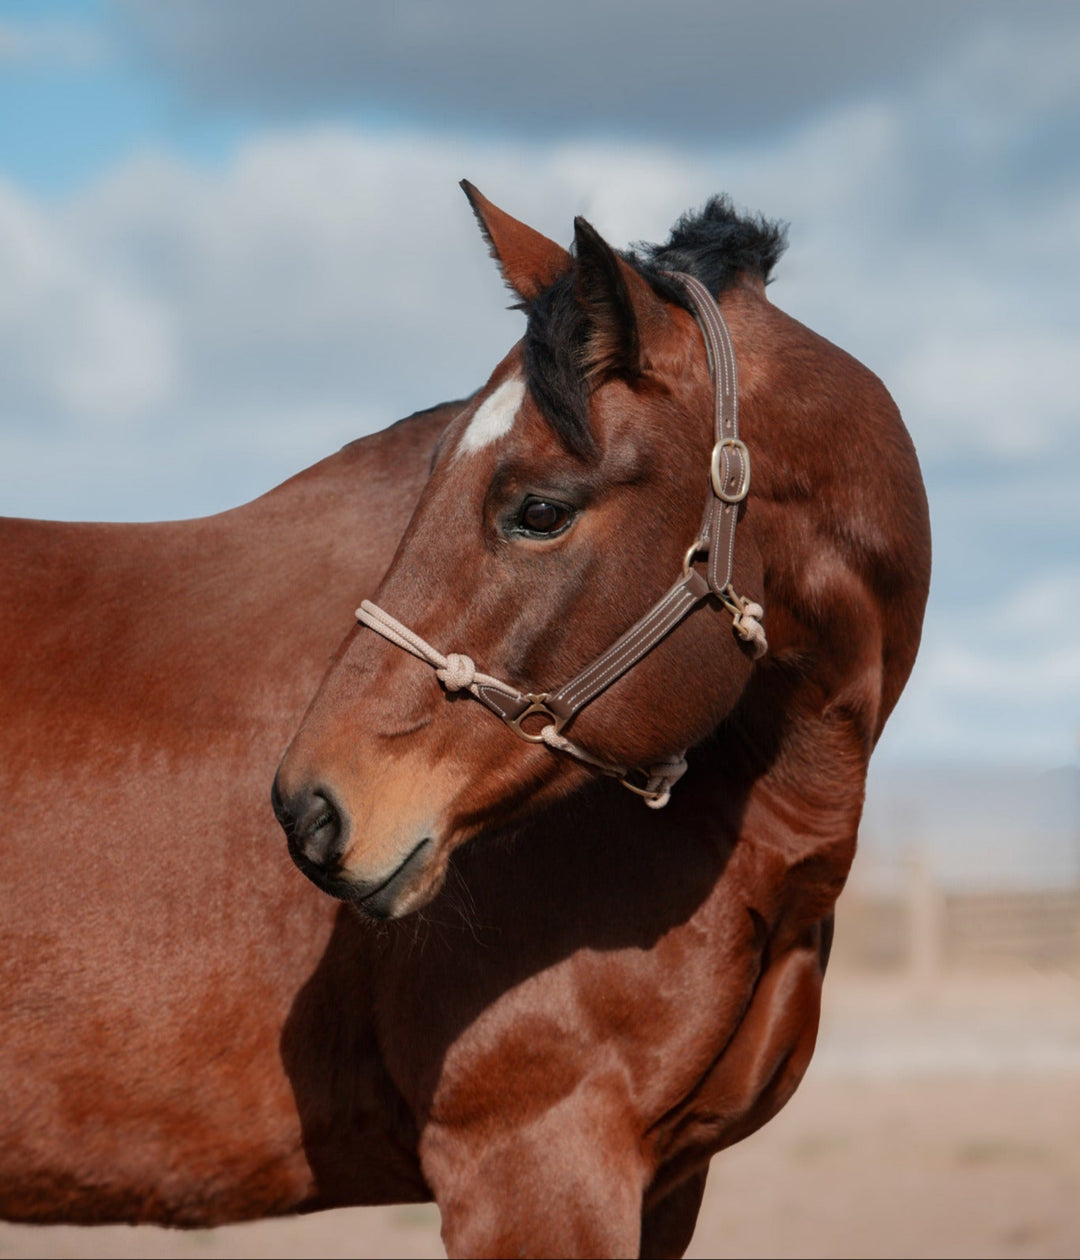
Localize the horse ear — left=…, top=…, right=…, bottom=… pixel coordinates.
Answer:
left=573, top=216, right=671, bottom=380
left=461, top=181, right=572, bottom=302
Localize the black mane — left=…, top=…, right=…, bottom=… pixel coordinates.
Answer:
left=626, top=195, right=787, bottom=298
left=522, top=196, right=787, bottom=455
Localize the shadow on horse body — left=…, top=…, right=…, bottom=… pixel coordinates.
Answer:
left=273, top=187, right=930, bottom=1257
left=0, top=186, right=928, bottom=1260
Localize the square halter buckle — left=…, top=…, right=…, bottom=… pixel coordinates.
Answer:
left=710, top=437, right=751, bottom=503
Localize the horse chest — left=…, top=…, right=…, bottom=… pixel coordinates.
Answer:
left=373, top=866, right=771, bottom=1164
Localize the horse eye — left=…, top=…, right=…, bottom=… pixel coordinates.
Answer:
left=519, top=499, right=571, bottom=535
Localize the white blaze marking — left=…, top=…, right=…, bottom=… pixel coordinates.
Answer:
left=458, top=377, right=526, bottom=454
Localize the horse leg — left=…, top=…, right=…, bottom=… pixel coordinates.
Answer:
left=638, top=1167, right=708, bottom=1260
left=422, top=1105, right=645, bottom=1259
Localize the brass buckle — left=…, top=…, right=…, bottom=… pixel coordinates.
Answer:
left=507, top=694, right=560, bottom=743
left=710, top=437, right=751, bottom=503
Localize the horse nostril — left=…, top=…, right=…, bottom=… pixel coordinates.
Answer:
left=273, top=779, right=347, bottom=873
left=298, top=792, right=344, bottom=870
left=270, top=776, right=293, bottom=831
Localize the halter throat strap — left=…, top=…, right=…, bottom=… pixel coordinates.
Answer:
left=355, top=271, right=766, bottom=807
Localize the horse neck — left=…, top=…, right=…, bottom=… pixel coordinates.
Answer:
left=702, top=289, right=930, bottom=936
left=0, top=404, right=457, bottom=757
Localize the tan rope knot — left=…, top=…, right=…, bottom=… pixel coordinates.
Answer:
left=436, top=652, right=476, bottom=692
left=642, top=752, right=689, bottom=810
left=732, top=599, right=768, bottom=659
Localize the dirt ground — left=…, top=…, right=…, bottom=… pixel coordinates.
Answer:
left=3, top=971, right=1078, bottom=1260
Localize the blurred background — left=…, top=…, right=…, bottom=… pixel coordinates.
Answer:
left=1, top=2, right=1077, bottom=1257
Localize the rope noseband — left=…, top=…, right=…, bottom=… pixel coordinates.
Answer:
left=356, top=273, right=766, bottom=808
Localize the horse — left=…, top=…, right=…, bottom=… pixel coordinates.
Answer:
left=271, top=185, right=931, bottom=1257
left=0, top=185, right=929, bottom=1260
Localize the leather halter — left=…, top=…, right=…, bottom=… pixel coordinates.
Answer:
left=356, top=272, right=766, bottom=807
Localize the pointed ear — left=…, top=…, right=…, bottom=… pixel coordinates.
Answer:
left=461, top=180, right=572, bottom=302
left=573, top=216, right=673, bottom=380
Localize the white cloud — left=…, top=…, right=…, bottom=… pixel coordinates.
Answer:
left=1002, top=572, right=1080, bottom=634
left=897, top=331, right=1077, bottom=456
left=0, top=180, right=176, bottom=426
left=878, top=565, right=1080, bottom=768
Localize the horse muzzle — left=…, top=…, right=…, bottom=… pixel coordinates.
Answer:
left=272, top=773, right=442, bottom=919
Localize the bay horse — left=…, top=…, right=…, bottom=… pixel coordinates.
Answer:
left=0, top=185, right=929, bottom=1260
left=271, top=186, right=930, bottom=1256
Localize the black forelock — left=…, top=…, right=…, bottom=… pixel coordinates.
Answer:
left=520, top=275, right=593, bottom=457
left=521, top=195, right=788, bottom=455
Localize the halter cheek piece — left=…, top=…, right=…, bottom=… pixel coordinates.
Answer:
left=356, top=273, right=766, bottom=808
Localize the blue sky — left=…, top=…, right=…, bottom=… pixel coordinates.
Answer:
left=0, top=1, right=1078, bottom=777
left=0, top=0, right=239, bottom=191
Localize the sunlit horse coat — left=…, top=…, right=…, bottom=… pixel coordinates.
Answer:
left=1, top=188, right=929, bottom=1259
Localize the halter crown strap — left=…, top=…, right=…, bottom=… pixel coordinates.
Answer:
left=355, top=271, right=765, bottom=807
left=540, top=271, right=764, bottom=722
left=677, top=272, right=751, bottom=599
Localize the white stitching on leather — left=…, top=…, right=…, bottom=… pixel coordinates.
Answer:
left=554, top=586, right=697, bottom=710
left=554, top=583, right=692, bottom=708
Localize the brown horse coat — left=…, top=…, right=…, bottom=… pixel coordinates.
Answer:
left=0, top=407, right=450, bottom=1219
left=1, top=193, right=929, bottom=1259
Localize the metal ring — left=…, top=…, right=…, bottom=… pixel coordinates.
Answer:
left=682, top=538, right=706, bottom=577
left=506, top=695, right=559, bottom=743
left=710, top=438, right=751, bottom=503
left=619, top=769, right=664, bottom=802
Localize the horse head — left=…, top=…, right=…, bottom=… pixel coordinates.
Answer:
left=273, top=184, right=929, bottom=921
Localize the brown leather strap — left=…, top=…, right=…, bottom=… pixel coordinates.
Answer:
left=536, top=271, right=755, bottom=726
left=546, top=569, right=709, bottom=723
left=354, top=270, right=765, bottom=807
left=676, top=272, right=748, bottom=599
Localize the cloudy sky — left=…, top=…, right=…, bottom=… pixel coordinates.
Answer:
left=1, top=0, right=1077, bottom=776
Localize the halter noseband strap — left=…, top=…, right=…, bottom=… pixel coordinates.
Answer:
left=355, top=272, right=766, bottom=808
